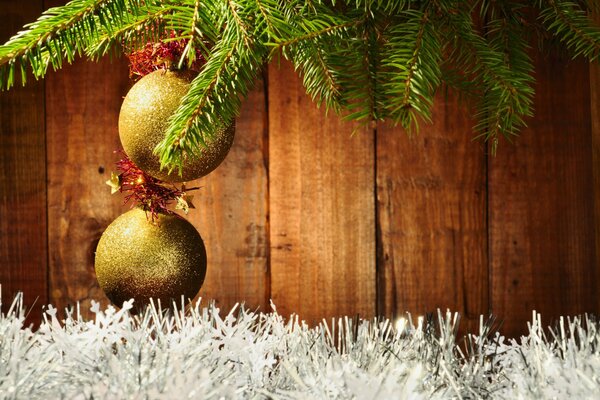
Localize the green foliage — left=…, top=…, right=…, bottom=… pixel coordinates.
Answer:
left=0, top=0, right=139, bottom=88
left=155, top=0, right=268, bottom=172
left=1, top=0, right=600, bottom=169
left=380, top=6, right=442, bottom=130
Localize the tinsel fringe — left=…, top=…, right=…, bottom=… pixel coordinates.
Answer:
left=0, top=293, right=599, bottom=399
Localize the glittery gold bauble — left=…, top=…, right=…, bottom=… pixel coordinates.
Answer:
left=118, top=69, right=235, bottom=182
left=94, top=208, right=207, bottom=308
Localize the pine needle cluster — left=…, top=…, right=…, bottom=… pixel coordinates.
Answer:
left=1, top=0, right=600, bottom=168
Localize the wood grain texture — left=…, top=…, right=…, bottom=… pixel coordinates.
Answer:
left=0, top=0, right=47, bottom=324
left=190, top=77, right=269, bottom=312
left=490, top=52, right=597, bottom=338
left=2, top=0, right=599, bottom=337
left=268, top=60, right=376, bottom=324
left=590, top=17, right=600, bottom=315
left=46, top=58, right=130, bottom=318
left=376, top=91, right=488, bottom=335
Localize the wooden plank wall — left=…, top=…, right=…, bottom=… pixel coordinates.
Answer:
left=0, top=1, right=47, bottom=325
left=269, top=61, right=376, bottom=323
left=490, top=52, right=598, bottom=335
left=588, top=13, right=600, bottom=321
left=191, top=76, right=269, bottom=314
left=1, top=1, right=599, bottom=337
left=46, top=52, right=129, bottom=317
left=377, top=91, right=488, bottom=336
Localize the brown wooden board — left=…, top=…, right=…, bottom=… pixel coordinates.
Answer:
left=376, top=91, right=489, bottom=336
left=489, top=52, right=597, bottom=338
left=0, top=0, right=47, bottom=325
left=590, top=18, right=600, bottom=316
left=268, top=60, right=376, bottom=324
left=190, top=77, right=270, bottom=313
left=46, top=58, right=130, bottom=318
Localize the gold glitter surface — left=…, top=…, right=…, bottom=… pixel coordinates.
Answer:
left=94, top=208, right=207, bottom=308
left=118, top=69, right=235, bottom=183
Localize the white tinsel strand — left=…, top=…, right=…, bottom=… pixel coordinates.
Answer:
left=0, top=292, right=599, bottom=399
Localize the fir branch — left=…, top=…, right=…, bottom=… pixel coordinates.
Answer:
left=479, top=12, right=535, bottom=150
left=381, top=7, right=442, bottom=131
left=227, top=0, right=252, bottom=45
left=0, top=0, right=140, bottom=89
left=86, top=6, right=170, bottom=59
left=353, top=0, right=411, bottom=14
left=255, top=0, right=278, bottom=37
left=177, top=0, right=205, bottom=69
left=582, top=0, right=600, bottom=14
left=2, top=0, right=600, bottom=155
left=538, top=0, right=600, bottom=60
left=288, top=39, right=342, bottom=110
left=165, top=0, right=221, bottom=69
left=337, top=10, right=385, bottom=125
left=267, top=1, right=358, bottom=110
left=160, top=0, right=220, bottom=46
left=275, top=20, right=360, bottom=49
left=442, top=5, right=534, bottom=149
left=361, top=12, right=383, bottom=123
left=155, top=0, right=267, bottom=171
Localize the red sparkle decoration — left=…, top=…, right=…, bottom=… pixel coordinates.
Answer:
left=127, top=32, right=206, bottom=79
left=115, top=154, right=192, bottom=221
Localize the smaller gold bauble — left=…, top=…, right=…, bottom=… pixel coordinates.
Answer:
left=94, top=208, right=207, bottom=308
left=118, top=69, right=235, bottom=183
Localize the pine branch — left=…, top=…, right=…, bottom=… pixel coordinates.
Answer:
left=336, top=10, right=385, bottom=125
left=381, top=7, right=442, bottom=131
left=264, top=0, right=358, bottom=111
left=86, top=6, right=170, bottom=59
left=275, top=20, right=360, bottom=49
left=0, top=0, right=141, bottom=89
left=155, top=0, right=267, bottom=172
left=538, top=0, right=600, bottom=60
left=2, top=0, right=600, bottom=156
left=177, top=0, right=203, bottom=69
left=441, top=4, right=534, bottom=150
left=353, top=0, right=410, bottom=14
left=479, top=11, right=535, bottom=151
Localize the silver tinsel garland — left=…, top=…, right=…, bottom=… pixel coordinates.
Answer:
left=0, top=293, right=599, bottom=399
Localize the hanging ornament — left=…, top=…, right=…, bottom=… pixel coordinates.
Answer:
left=95, top=38, right=216, bottom=309
left=94, top=207, right=207, bottom=308
left=96, top=154, right=203, bottom=308
left=118, top=69, right=235, bottom=182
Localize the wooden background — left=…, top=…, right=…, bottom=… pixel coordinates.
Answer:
left=1, top=1, right=599, bottom=338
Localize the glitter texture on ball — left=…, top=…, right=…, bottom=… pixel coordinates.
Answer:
left=118, top=69, right=235, bottom=182
left=94, top=208, right=207, bottom=308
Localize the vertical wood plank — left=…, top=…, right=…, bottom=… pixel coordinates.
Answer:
left=590, top=18, right=600, bottom=316
left=46, top=58, right=130, bottom=317
left=490, top=53, right=597, bottom=338
left=268, top=60, right=376, bottom=324
left=0, top=0, right=47, bottom=324
left=190, top=77, right=270, bottom=312
left=376, top=91, right=488, bottom=335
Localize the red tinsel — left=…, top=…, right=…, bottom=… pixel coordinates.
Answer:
left=115, top=154, right=192, bottom=221
left=117, top=33, right=205, bottom=219
left=127, top=32, right=206, bottom=78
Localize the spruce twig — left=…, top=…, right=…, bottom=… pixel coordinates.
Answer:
left=1, top=0, right=600, bottom=168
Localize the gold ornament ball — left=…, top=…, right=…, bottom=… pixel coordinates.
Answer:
left=118, top=69, right=235, bottom=182
left=94, top=208, right=207, bottom=308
